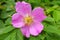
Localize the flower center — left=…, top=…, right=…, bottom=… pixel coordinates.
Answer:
left=24, top=16, right=33, bottom=25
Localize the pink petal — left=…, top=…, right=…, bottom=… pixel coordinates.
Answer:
left=29, top=22, right=44, bottom=36
left=12, top=13, right=24, bottom=28
left=20, top=26, right=30, bottom=38
left=15, top=1, right=31, bottom=15
left=32, top=7, right=46, bottom=22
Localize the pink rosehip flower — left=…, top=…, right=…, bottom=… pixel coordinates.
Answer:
left=12, top=1, right=46, bottom=38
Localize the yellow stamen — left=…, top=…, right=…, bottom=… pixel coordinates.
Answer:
left=24, top=16, right=33, bottom=25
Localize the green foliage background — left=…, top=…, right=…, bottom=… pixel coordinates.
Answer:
left=0, top=0, right=60, bottom=40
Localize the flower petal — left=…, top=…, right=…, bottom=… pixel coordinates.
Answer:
left=29, top=22, right=44, bottom=36
left=15, top=1, right=31, bottom=14
left=12, top=13, right=24, bottom=28
left=32, top=7, right=46, bottom=22
left=20, top=26, right=30, bottom=38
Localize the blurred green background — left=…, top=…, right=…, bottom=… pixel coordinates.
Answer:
left=0, top=0, right=60, bottom=40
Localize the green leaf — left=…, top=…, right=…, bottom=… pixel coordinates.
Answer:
left=0, top=11, right=14, bottom=19
left=46, top=5, right=59, bottom=13
left=5, top=18, right=11, bottom=25
left=53, top=10, right=60, bottom=22
left=16, top=29, right=23, bottom=40
left=25, top=0, right=41, bottom=8
left=0, top=33, right=10, bottom=40
left=6, top=0, right=15, bottom=5
left=44, top=16, right=55, bottom=23
left=51, top=1, right=60, bottom=5
left=4, top=29, right=23, bottom=40
left=46, top=33, right=60, bottom=40
left=0, top=20, right=5, bottom=28
left=44, top=22, right=60, bottom=35
left=4, top=0, right=15, bottom=11
left=0, top=0, right=15, bottom=19
left=4, top=30, right=16, bottom=40
left=0, top=26, right=14, bottom=35
left=29, top=32, right=46, bottom=40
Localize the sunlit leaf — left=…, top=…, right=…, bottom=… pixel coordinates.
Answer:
left=53, top=10, right=60, bottom=22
